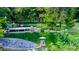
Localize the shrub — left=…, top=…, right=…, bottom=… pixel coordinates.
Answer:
left=0, top=29, right=4, bottom=37
left=4, top=32, right=41, bottom=44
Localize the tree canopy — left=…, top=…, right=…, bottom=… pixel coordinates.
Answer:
left=0, top=7, right=79, bottom=36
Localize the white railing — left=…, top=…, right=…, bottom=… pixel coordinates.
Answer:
left=4, top=27, right=40, bottom=33
left=44, top=29, right=68, bottom=33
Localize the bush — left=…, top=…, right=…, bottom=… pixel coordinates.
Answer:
left=47, top=31, right=79, bottom=51
left=4, top=32, right=41, bottom=44
left=0, top=29, right=4, bottom=37
left=4, top=28, right=79, bottom=51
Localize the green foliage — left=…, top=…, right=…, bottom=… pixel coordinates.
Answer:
left=47, top=29, right=79, bottom=51
left=4, top=28, right=79, bottom=51
left=37, top=24, right=50, bottom=32
left=0, top=29, right=4, bottom=37
left=0, top=7, right=79, bottom=51
left=66, top=20, right=75, bottom=28
left=4, top=32, right=41, bottom=43
left=0, top=17, right=7, bottom=38
left=0, top=7, right=76, bottom=30
left=44, top=8, right=76, bottom=30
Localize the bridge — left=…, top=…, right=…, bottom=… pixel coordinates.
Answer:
left=4, top=27, right=40, bottom=34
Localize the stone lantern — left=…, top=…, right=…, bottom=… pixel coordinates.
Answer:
left=38, top=37, right=48, bottom=51
left=40, top=37, right=46, bottom=47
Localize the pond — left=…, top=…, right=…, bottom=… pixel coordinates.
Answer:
left=0, top=38, right=39, bottom=51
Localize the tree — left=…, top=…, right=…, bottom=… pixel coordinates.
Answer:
left=0, top=7, right=77, bottom=30
left=0, top=17, right=7, bottom=37
left=65, top=8, right=77, bottom=28
left=43, top=7, right=77, bottom=30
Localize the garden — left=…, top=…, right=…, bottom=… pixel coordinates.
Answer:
left=0, top=7, right=79, bottom=51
